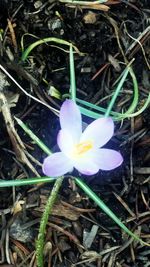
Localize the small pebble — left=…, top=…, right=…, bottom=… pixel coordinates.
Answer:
left=34, top=1, right=42, bottom=9
left=48, top=18, right=62, bottom=31
left=10, top=217, right=34, bottom=243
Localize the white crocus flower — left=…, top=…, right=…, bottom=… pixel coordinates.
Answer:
left=42, top=100, right=123, bottom=177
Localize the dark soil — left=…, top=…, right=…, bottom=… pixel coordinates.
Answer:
left=0, top=0, right=150, bottom=266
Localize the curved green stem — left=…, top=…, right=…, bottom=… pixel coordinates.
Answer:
left=21, top=37, right=83, bottom=61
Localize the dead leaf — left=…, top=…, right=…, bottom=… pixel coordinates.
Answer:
left=36, top=196, right=80, bottom=221
left=83, top=11, right=97, bottom=24
left=108, top=54, right=121, bottom=72
left=0, top=92, right=19, bottom=111
left=11, top=200, right=25, bottom=215
left=67, top=4, right=109, bottom=11
left=0, top=70, right=10, bottom=89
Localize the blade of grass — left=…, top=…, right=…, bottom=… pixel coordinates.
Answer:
left=126, top=93, right=150, bottom=117
left=0, top=176, right=56, bottom=187
left=14, top=117, right=52, bottom=156
left=69, top=45, right=76, bottom=102
left=76, top=97, right=119, bottom=117
left=79, top=105, right=104, bottom=119
left=104, top=66, right=130, bottom=117
left=121, top=67, right=138, bottom=117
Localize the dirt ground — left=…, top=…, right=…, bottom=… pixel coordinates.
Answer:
left=0, top=0, right=150, bottom=266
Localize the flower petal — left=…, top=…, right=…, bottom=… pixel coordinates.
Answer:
left=57, top=129, right=74, bottom=156
left=73, top=158, right=99, bottom=175
left=60, top=100, right=82, bottom=142
left=42, top=152, right=73, bottom=177
left=91, top=148, right=123, bottom=170
left=80, top=117, right=114, bottom=148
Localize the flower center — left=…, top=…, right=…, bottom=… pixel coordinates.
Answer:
left=72, top=140, right=93, bottom=158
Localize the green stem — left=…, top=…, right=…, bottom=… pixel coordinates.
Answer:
left=21, top=37, right=83, bottom=61
left=36, top=176, right=64, bottom=267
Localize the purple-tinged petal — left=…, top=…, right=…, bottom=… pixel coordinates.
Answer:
left=80, top=117, right=114, bottom=148
left=60, top=100, right=82, bottom=143
left=42, top=152, right=73, bottom=177
left=91, top=148, right=123, bottom=170
left=73, top=158, right=99, bottom=176
left=57, top=129, right=74, bottom=156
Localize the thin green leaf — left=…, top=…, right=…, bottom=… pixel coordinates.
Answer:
left=0, top=176, right=56, bottom=187
left=125, top=93, right=150, bottom=118
left=76, top=97, right=119, bottom=117
left=104, top=66, right=130, bottom=117
left=123, top=67, right=139, bottom=116
left=14, top=117, right=52, bottom=156
left=79, top=105, right=103, bottom=119
left=69, top=45, right=76, bottom=102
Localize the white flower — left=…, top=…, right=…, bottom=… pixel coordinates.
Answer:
left=42, top=100, right=123, bottom=177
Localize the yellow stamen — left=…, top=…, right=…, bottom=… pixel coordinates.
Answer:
left=72, top=140, right=93, bottom=158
